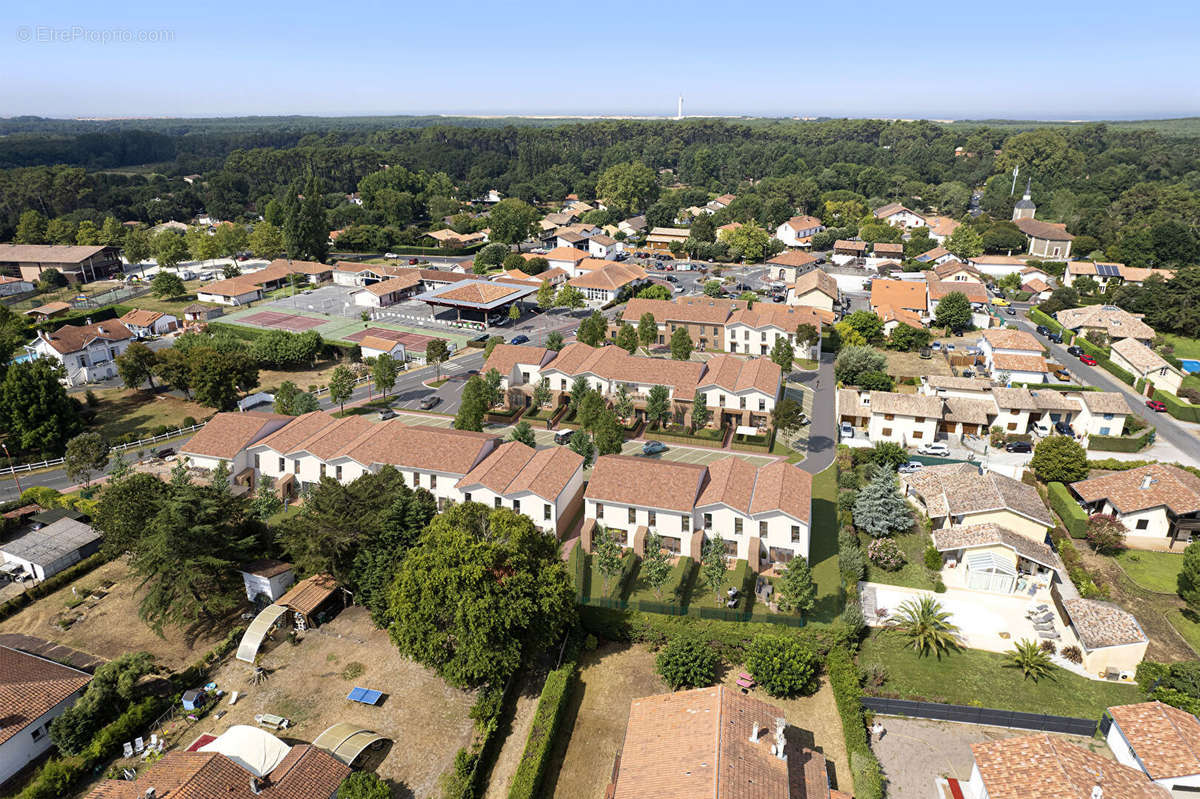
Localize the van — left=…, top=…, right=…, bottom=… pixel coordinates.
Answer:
left=554, top=429, right=574, bottom=445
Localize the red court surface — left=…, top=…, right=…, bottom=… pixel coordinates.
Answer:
left=345, top=327, right=437, bottom=351
left=238, top=310, right=325, bottom=332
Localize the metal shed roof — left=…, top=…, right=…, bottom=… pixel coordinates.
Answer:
left=1, top=518, right=98, bottom=566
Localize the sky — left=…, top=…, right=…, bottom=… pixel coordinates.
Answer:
left=2, top=0, right=1199, bottom=120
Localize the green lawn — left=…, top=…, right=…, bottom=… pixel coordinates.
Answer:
left=807, top=465, right=843, bottom=623
left=860, top=529, right=937, bottom=590
left=1168, top=610, right=1200, bottom=655
left=1159, top=333, right=1200, bottom=360
left=1111, top=549, right=1183, bottom=594
left=90, top=388, right=212, bottom=442
left=859, top=630, right=1141, bottom=718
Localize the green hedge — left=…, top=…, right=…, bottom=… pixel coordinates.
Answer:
left=0, top=552, right=111, bottom=624
left=1073, top=337, right=1137, bottom=386
left=1047, top=482, right=1088, bottom=539
left=827, top=647, right=883, bottom=799
left=1088, top=429, right=1154, bottom=453
left=644, top=425, right=725, bottom=448
left=1153, top=388, right=1200, bottom=423
left=1029, top=307, right=1065, bottom=335
left=506, top=659, right=578, bottom=799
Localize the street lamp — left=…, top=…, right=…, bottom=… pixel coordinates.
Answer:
left=1, top=442, right=22, bottom=498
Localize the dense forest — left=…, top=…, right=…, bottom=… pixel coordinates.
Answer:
left=1, top=116, right=1198, bottom=267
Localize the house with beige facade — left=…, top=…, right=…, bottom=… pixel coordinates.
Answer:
left=930, top=523, right=1062, bottom=595
left=765, top=249, right=819, bottom=283
left=785, top=269, right=840, bottom=311
left=1110, top=337, right=1184, bottom=396
left=1055, top=305, right=1155, bottom=344
left=900, top=463, right=1054, bottom=542
left=1070, top=464, right=1200, bottom=547
left=617, top=296, right=738, bottom=350
left=1106, top=701, right=1200, bottom=795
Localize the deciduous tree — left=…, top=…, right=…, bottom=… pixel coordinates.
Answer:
left=64, top=432, right=109, bottom=488
left=115, top=341, right=159, bottom=390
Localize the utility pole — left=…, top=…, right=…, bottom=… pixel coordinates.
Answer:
left=1010, top=165, right=1019, bottom=197
left=2, top=443, right=23, bottom=498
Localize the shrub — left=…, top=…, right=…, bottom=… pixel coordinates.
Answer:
left=1031, top=436, right=1088, bottom=483
left=1061, top=645, right=1082, bottom=663
left=838, top=489, right=858, bottom=512
left=745, top=634, right=819, bottom=698
left=1085, top=513, right=1126, bottom=554
left=867, top=538, right=905, bottom=571
left=656, top=636, right=719, bottom=690
left=338, top=772, right=391, bottom=799
left=923, top=544, right=942, bottom=571
left=507, top=658, right=577, bottom=799
left=1047, top=482, right=1088, bottom=538
left=1039, top=639, right=1056, bottom=655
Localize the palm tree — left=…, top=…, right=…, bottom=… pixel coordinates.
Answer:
left=890, top=596, right=961, bottom=659
left=1005, top=639, right=1054, bottom=682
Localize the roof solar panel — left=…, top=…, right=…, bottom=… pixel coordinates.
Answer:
left=1096, top=263, right=1120, bottom=277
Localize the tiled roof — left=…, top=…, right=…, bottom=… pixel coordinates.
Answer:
left=543, top=246, right=590, bottom=261
left=925, top=216, right=961, bottom=237
left=865, top=391, right=943, bottom=418
left=902, top=464, right=1053, bottom=526
left=982, top=328, right=1043, bottom=352
left=1055, top=306, right=1155, bottom=341
left=931, top=523, right=1058, bottom=569
left=697, top=456, right=759, bottom=514
left=277, top=574, right=337, bottom=615
left=357, top=335, right=404, bottom=352
left=484, top=343, right=552, bottom=376
left=970, top=734, right=1168, bottom=799
left=870, top=279, right=927, bottom=312
left=992, top=352, right=1049, bottom=373
left=699, top=355, right=782, bottom=396
left=729, top=303, right=833, bottom=331
left=874, top=202, right=920, bottom=219
left=1014, top=218, right=1075, bottom=241
left=26, top=301, right=72, bottom=316
left=251, top=411, right=338, bottom=455
left=1029, top=390, right=1081, bottom=412
left=38, top=320, right=133, bottom=354
left=991, top=387, right=1039, bottom=410
left=0, top=243, right=112, bottom=263
left=790, top=269, right=838, bottom=299
left=1070, top=463, right=1200, bottom=515
left=437, top=281, right=525, bottom=304
left=198, top=274, right=263, bottom=296
left=1108, top=701, right=1200, bottom=780
left=362, top=272, right=421, bottom=294
left=748, top=460, right=811, bottom=523
left=613, top=685, right=830, bottom=799
left=0, top=646, right=90, bottom=747
left=769, top=249, right=819, bottom=268
left=1062, top=599, right=1147, bottom=649
left=781, top=215, right=823, bottom=232
left=833, top=239, right=866, bottom=252
left=119, top=308, right=167, bottom=327
left=942, top=396, right=995, bottom=424
left=925, top=375, right=994, bottom=392
left=345, top=422, right=498, bottom=474
left=457, top=441, right=583, bottom=502
left=568, top=263, right=647, bottom=290
left=1111, top=337, right=1173, bottom=374
left=970, top=255, right=1027, bottom=266
left=182, top=412, right=289, bottom=460
left=876, top=305, right=924, bottom=329
left=927, top=277, right=988, bottom=303
left=586, top=455, right=707, bottom=512
left=921, top=247, right=952, bottom=262
left=1078, top=391, right=1131, bottom=416
left=545, top=342, right=706, bottom=396
left=238, top=559, right=293, bottom=578
left=873, top=242, right=904, bottom=255
left=574, top=257, right=614, bottom=272
left=933, top=259, right=978, bottom=278
left=622, top=296, right=739, bottom=326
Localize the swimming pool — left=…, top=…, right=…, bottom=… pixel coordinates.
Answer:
left=1181, top=359, right=1200, bottom=374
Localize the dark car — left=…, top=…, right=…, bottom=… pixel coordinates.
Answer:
left=665, top=275, right=679, bottom=283
left=409, top=258, right=419, bottom=265
left=554, top=429, right=574, bottom=445
left=419, top=396, right=441, bottom=410
left=1035, top=325, right=1051, bottom=336
left=509, top=334, right=530, bottom=345
left=1147, top=399, right=1168, bottom=412
left=1054, top=420, right=1075, bottom=436
left=1005, top=440, right=1033, bottom=453
left=1005, top=307, right=1016, bottom=316
left=1066, top=345, right=1084, bottom=357
left=1047, top=332, right=1063, bottom=344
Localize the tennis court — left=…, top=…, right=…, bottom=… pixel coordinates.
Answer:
left=238, top=310, right=326, bottom=332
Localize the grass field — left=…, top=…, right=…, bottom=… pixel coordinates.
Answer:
left=1169, top=610, right=1200, bottom=654
left=1111, top=549, right=1183, bottom=594
left=122, top=279, right=215, bottom=315
left=887, top=349, right=953, bottom=378
left=858, top=630, right=1141, bottom=718
left=1159, top=333, right=1200, bottom=360
left=218, top=304, right=472, bottom=348
left=808, top=465, right=843, bottom=623
left=861, top=528, right=937, bottom=590
left=89, top=388, right=211, bottom=442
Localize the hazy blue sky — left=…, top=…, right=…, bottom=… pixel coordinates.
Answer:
left=3, top=0, right=1198, bottom=119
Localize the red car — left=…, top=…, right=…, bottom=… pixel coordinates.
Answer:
left=1146, top=400, right=1168, bottom=412
left=1079, top=355, right=1098, bottom=366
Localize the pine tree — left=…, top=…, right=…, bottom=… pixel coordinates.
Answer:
left=852, top=469, right=913, bottom=537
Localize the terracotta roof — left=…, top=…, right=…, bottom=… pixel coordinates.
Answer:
left=543, top=246, right=590, bottom=262
left=1022, top=278, right=1051, bottom=293
left=1078, top=391, right=1131, bottom=416
left=696, top=456, right=759, bottom=514
left=699, top=355, right=782, bottom=396
left=714, top=193, right=736, bottom=206
left=790, top=269, right=838, bottom=300
left=344, top=422, right=498, bottom=475
left=902, top=464, right=1053, bottom=526
left=358, top=335, right=404, bottom=352
left=866, top=391, right=943, bottom=418
left=970, top=734, right=1167, bottom=799
left=613, top=685, right=830, bottom=799
left=748, top=460, right=811, bottom=523
left=622, top=296, right=739, bottom=326
left=182, top=412, right=289, bottom=460
left=991, top=386, right=1039, bottom=410
left=457, top=441, right=582, bottom=502
left=982, top=328, right=1042, bottom=352
left=119, top=308, right=168, bottom=327
left=921, top=248, right=953, bottom=263
left=0, top=646, right=90, bottom=748
left=198, top=275, right=263, bottom=297
left=728, top=303, right=833, bottom=333
left=1015, top=218, right=1075, bottom=241
left=37, top=320, right=134, bottom=355
left=870, top=279, right=927, bottom=312
left=1071, top=463, right=1200, bottom=515
left=833, top=239, right=867, bottom=252
left=0, top=243, right=112, bottom=263
left=251, top=411, right=339, bottom=456
left=1119, top=266, right=1174, bottom=284
left=782, top=215, right=822, bottom=232
left=970, top=255, right=1027, bottom=265
left=591, top=233, right=617, bottom=246
left=874, top=202, right=921, bottom=220
left=927, top=277, right=988, bottom=303
left=942, top=396, right=996, bottom=424
left=1055, top=306, right=1155, bottom=341
left=925, top=216, right=961, bottom=237
left=586, top=455, right=707, bottom=512
left=568, top=263, right=647, bottom=291
left=437, top=281, right=525, bottom=304
left=25, top=301, right=72, bottom=316
left=1062, top=599, right=1147, bottom=649
left=769, top=249, right=819, bottom=268
left=931, top=523, right=1058, bottom=570
left=277, top=574, right=337, bottom=615
left=484, top=343, right=553, bottom=376
left=876, top=305, right=925, bottom=329
left=1029, top=390, right=1081, bottom=412
left=873, top=242, right=904, bottom=255
left=1108, top=701, right=1200, bottom=780
left=362, top=272, right=421, bottom=295
left=1110, top=337, right=1173, bottom=375
left=925, top=375, right=994, bottom=392
left=545, top=342, right=705, bottom=396
left=992, top=352, right=1049, bottom=373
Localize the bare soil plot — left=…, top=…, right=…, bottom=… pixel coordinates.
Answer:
left=204, top=605, right=475, bottom=799
left=886, top=350, right=953, bottom=378
left=0, top=559, right=230, bottom=671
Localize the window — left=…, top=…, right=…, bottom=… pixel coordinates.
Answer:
left=682, top=515, right=690, bottom=532
left=912, top=430, right=923, bottom=439
left=495, top=497, right=502, bottom=509
left=760, top=332, right=767, bottom=342
left=758, top=398, right=766, bottom=411
left=882, top=428, right=892, bottom=437
left=739, top=397, right=746, bottom=409
left=293, top=459, right=300, bottom=474
left=512, top=499, right=520, bottom=514
left=521, top=371, right=530, bottom=383
left=1103, top=413, right=1113, bottom=420
left=596, top=503, right=604, bottom=517
left=734, top=518, right=743, bottom=535
left=628, top=507, right=637, bottom=524
left=703, top=512, right=712, bottom=529
left=759, top=521, right=768, bottom=537
left=724, top=539, right=739, bottom=556
left=31, top=726, right=45, bottom=742
left=430, top=474, right=437, bottom=489
left=742, top=330, right=748, bottom=340
left=791, top=525, right=801, bottom=542
left=719, top=394, right=726, bottom=407
left=544, top=504, right=552, bottom=520
left=713, top=326, right=719, bottom=336
left=335, top=465, right=342, bottom=481
left=648, top=510, right=656, bottom=526
left=464, top=492, right=471, bottom=503
left=884, top=414, right=894, bottom=421
left=319, top=464, right=326, bottom=478
left=1007, top=422, right=1017, bottom=431
left=1136, top=519, right=1149, bottom=530
left=278, top=457, right=285, bottom=473
left=1099, top=427, right=1110, bottom=436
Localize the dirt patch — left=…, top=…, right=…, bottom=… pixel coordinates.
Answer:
left=542, top=643, right=666, bottom=799
left=482, top=670, right=547, bottom=799
left=887, top=350, right=953, bottom=379
left=203, top=605, right=474, bottom=799
left=0, top=559, right=230, bottom=671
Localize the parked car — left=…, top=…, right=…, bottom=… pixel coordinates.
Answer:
left=1035, top=325, right=1051, bottom=336
left=409, top=258, right=419, bottom=265
left=1005, top=440, right=1033, bottom=453
left=1079, top=354, right=1098, bottom=366
left=642, top=440, right=668, bottom=456
left=917, top=442, right=951, bottom=457
left=1066, top=345, right=1084, bottom=357
left=930, top=342, right=942, bottom=351
left=1053, top=369, right=1072, bottom=382
left=1005, top=307, right=1016, bottom=316
left=379, top=409, right=396, bottom=421
left=1054, top=421, right=1075, bottom=436
left=419, top=396, right=441, bottom=410
left=992, top=297, right=1011, bottom=307
left=1033, top=421, right=1052, bottom=437
left=665, top=275, right=679, bottom=284
left=897, top=461, right=924, bottom=474
left=384, top=252, right=400, bottom=259
left=1147, top=399, right=1168, bottom=412
left=554, top=429, right=574, bottom=445
left=839, top=421, right=854, bottom=439
left=1047, top=332, right=1063, bottom=343
left=961, top=368, right=974, bottom=378
left=509, top=334, right=530, bottom=345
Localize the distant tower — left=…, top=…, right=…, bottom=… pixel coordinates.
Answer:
left=1012, top=177, right=1036, bottom=221
left=677, top=95, right=683, bottom=120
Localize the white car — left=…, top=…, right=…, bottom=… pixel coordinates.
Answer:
left=839, top=422, right=854, bottom=439
left=917, top=442, right=951, bottom=457
left=898, top=461, right=924, bottom=474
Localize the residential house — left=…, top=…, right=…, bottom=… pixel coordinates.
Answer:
left=924, top=215, right=961, bottom=243
left=1070, top=464, right=1200, bottom=547
left=900, top=463, right=1054, bottom=542
left=180, top=411, right=291, bottom=485
left=766, top=249, right=819, bottom=284
left=455, top=442, right=585, bottom=534
left=1110, top=337, right=1184, bottom=396
left=968, top=254, right=1028, bottom=278
left=695, top=355, right=784, bottom=429
left=915, top=246, right=956, bottom=265
left=919, top=375, right=996, bottom=399
left=867, top=242, right=904, bottom=269
left=1060, top=598, right=1149, bottom=678
left=785, top=268, right=840, bottom=312
left=1055, top=305, right=1155, bottom=344
left=933, top=260, right=984, bottom=283
left=0, top=647, right=91, bottom=784
left=965, top=733, right=1167, bottom=799
left=0, top=275, right=34, bottom=296
left=877, top=305, right=925, bottom=335
left=483, top=343, right=556, bottom=389
left=931, top=523, right=1061, bottom=595
left=870, top=279, right=928, bottom=324
left=0, top=243, right=122, bottom=284
left=181, top=303, right=222, bottom=323
left=873, top=203, right=926, bottom=229
left=926, top=275, right=991, bottom=329
left=585, top=455, right=811, bottom=567
left=831, top=239, right=867, bottom=265
left=1074, top=391, right=1132, bottom=437
left=1022, top=277, right=1053, bottom=301
left=588, top=233, right=620, bottom=259
left=566, top=262, right=648, bottom=305
left=1015, top=218, right=1074, bottom=259
left=1106, top=701, right=1200, bottom=794
left=610, top=686, right=833, bottom=799
left=117, top=308, right=178, bottom=337
left=542, top=246, right=591, bottom=275
left=554, top=229, right=589, bottom=251
left=725, top=304, right=829, bottom=360
left=350, top=271, right=422, bottom=308
left=774, top=214, right=825, bottom=248
left=618, top=215, right=647, bottom=237
left=28, top=320, right=134, bottom=386
left=618, top=296, right=739, bottom=350
left=1, top=518, right=101, bottom=581
left=644, top=227, right=689, bottom=253
left=978, top=328, right=1048, bottom=383
left=356, top=335, right=406, bottom=361
left=861, top=391, right=941, bottom=446
left=195, top=275, right=263, bottom=305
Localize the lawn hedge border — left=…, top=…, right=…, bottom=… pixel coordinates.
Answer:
left=1087, top=429, right=1154, bottom=453
left=827, top=646, right=883, bottom=799
left=506, top=656, right=579, bottom=799
left=1047, top=482, right=1088, bottom=539
left=1152, top=388, right=1200, bottom=423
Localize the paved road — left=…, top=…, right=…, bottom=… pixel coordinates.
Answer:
left=792, top=353, right=836, bottom=474
left=1008, top=305, right=1200, bottom=461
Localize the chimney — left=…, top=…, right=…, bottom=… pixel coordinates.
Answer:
left=145, top=789, right=156, bottom=799
left=85, top=317, right=92, bottom=325
left=250, top=776, right=263, bottom=795
left=749, top=721, right=760, bottom=744
left=774, top=717, right=787, bottom=761
left=97, top=325, right=106, bottom=334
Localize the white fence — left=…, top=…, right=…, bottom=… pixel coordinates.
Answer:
left=0, top=423, right=206, bottom=477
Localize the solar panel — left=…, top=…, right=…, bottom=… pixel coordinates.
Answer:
left=1096, top=263, right=1120, bottom=277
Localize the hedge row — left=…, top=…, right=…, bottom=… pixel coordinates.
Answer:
left=1152, top=388, right=1200, bottom=423
left=0, top=552, right=111, bottom=625
left=1075, top=336, right=1137, bottom=386
left=1088, top=458, right=1200, bottom=478
left=1087, top=428, right=1154, bottom=453
left=506, top=658, right=578, bottom=799
left=205, top=321, right=361, bottom=360
left=827, top=646, right=883, bottom=799
left=1028, top=307, right=1066, bottom=336
left=1047, top=482, right=1088, bottom=539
